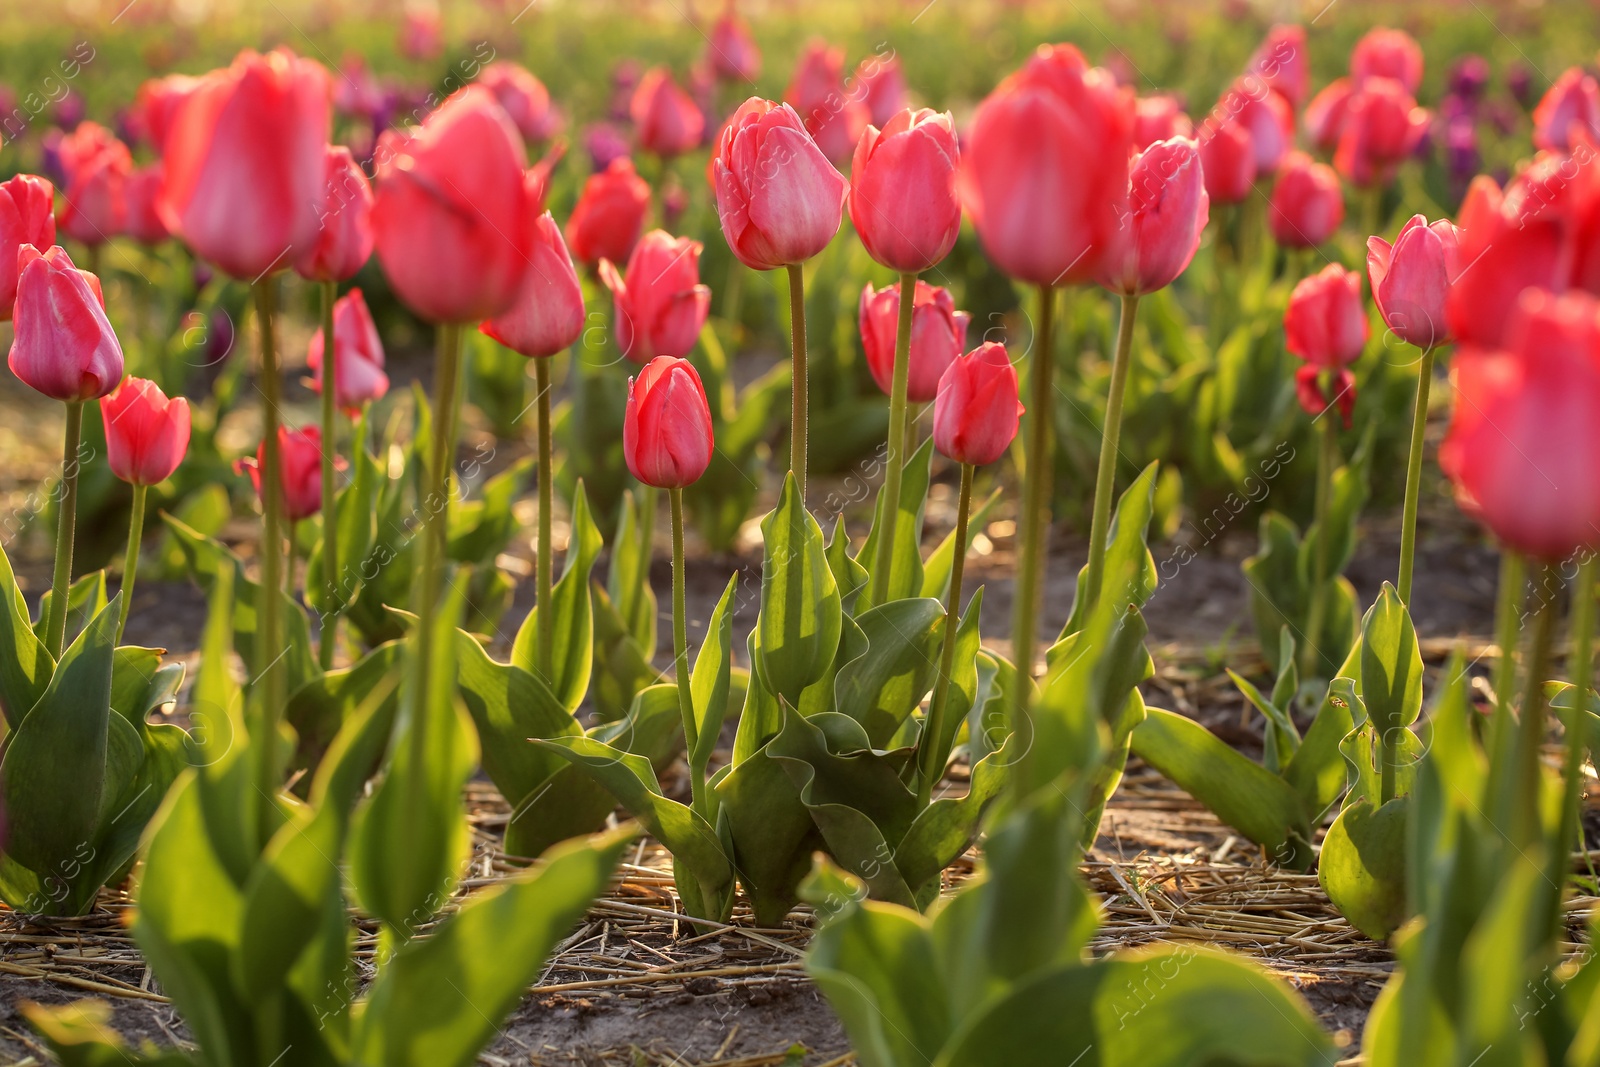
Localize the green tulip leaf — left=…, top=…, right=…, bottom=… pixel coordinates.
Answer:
left=688, top=574, right=738, bottom=775
left=0, top=535, right=51, bottom=729
left=920, top=487, right=1003, bottom=602
left=755, top=471, right=842, bottom=705
left=456, top=631, right=580, bottom=808
left=1319, top=796, right=1409, bottom=940
left=893, top=738, right=1012, bottom=903
left=284, top=640, right=404, bottom=790
left=33, top=569, right=108, bottom=649
left=833, top=597, right=945, bottom=748
left=826, top=514, right=870, bottom=618
left=1360, top=583, right=1424, bottom=738
left=512, top=480, right=603, bottom=711
left=24, top=999, right=199, bottom=1066
left=716, top=727, right=821, bottom=926
left=305, top=409, right=379, bottom=615
left=855, top=436, right=935, bottom=612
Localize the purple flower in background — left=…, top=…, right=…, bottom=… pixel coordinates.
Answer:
left=1448, top=56, right=1490, bottom=101
left=1444, top=117, right=1480, bottom=194
left=40, top=129, right=65, bottom=185
left=192, top=260, right=214, bottom=293
left=204, top=308, right=235, bottom=365
left=53, top=89, right=84, bottom=130
left=583, top=121, right=631, bottom=171
left=1508, top=63, right=1535, bottom=108
left=609, top=59, right=642, bottom=122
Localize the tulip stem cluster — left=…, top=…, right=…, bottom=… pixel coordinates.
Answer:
left=1301, top=399, right=1340, bottom=680
left=871, top=272, right=918, bottom=605
left=785, top=263, right=809, bottom=500
left=1011, top=285, right=1057, bottom=738
left=115, top=484, right=147, bottom=645
left=1396, top=345, right=1435, bottom=604
left=252, top=278, right=287, bottom=844
left=318, top=279, right=339, bottom=670
left=1085, top=293, right=1141, bottom=609
left=44, top=401, right=83, bottom=659
left=534, top=356, right=555, bottom=682
left=919, top=461, right=973, bottom=809
left=669, top=487, right=706, bottom=816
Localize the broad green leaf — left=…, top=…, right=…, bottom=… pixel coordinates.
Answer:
left=606, top=488, right=659, bottom=656
left=716, top=732, right=820, bottom=926
left=894, top=740, right=1011, bottom=903
left=1061, top=463, right=1160, bottom=637
left=233, top=801, right=343, bottom=1001
left=1319, top=796, right=1409, bottom=940
left=0, top=536, right=51, bottom=729
left=1131, top=707, right=1315, bottom=869
left=920, top=487, right=1003, bottom=602
left=922, top=588, right=985, bottom=784
left=688, top=574, right=737, bottom=774
left=24, top=1000, right=198, bottom=1066
left=856, top=436, right=935, bottom=611
left=1281, top=679, right=1356, bottom=821
left=306, top=409, right=379, bottom=615
left=1228, top=667, right=1297, bottom=773
left=826, top=515, right=869, bottom=617
left=33, top=569, right=108, bottom=649
left=1360, top=584, right=1424, bottom=738
left=833, top=597, right=945, bottom=748
left=284, top=640, right=404, bottom=789
left=756, top=472, right=842, bottom=705
left=352, top=826, right=633, bottom=1067
left=513, top=480, right=603, bottom=711
left=590, top=582, right=659, bottom=723
left=456, top=631, right=579, bottom=809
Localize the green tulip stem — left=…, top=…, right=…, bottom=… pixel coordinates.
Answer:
left=1491, top=550, right=1527, bottom=744
left=670, top=487, right=706, bottom=816
left=44, top=400, right=83, bottom=660
left=1396, top=344, right=1435, bottom=604
left=115, top=483, right=147, bottom=646
left=252, top=278, right=286, bottom=843
left=1085, top=292, right=1140, bottom=610
left=534, top=355, right=555, bottom=683
left=1012, top=284, right=1056, bottom=751
left=785, top=261, right=809, bottom=501
left=286, top=521, right=298, bottom=595
left=1560, top=557, right=1595, bottom=866
left=871, top=271, right=918, bottom=606
left=920, top=461, right=973, bottom=809
left=629, top=486, right=657, bottom=638
left=1514, top=559, right=1559, bottom=845
left=318, top=278, right=339, bottom=671
left=1301, top=393, right=1339, bottom=681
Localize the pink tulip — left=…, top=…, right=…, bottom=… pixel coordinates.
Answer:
left=478, top=61, right=561, bottom=144
left=399, top=5, right=443, bottom=61
left=1334, top=78, right=1430, bottom=189
left=1447, top=174, right=1566, bottom=350
left=858, top=54, right=909, bottom=128
left=123, top=166, right=170, bottom=245
left=0, top=176, right=57, bottom=318
left=1368, top=214, right=1460, bottom=349
left=57, top=122, right=130, bottom=246
left=785, top=40, right=869, bottom=165
left=1098, top=136, right=1208, bottom=296
left=1249, top=24, right=1309, bottom=108
left=480, top=212, right=586, bottom=359
left=372, top=85, right=533, bottom=324
left=957, top=43, right=1134, bottom=286
left=566, top=157, right=651, bottom=266
left=1269, top=151, right=1344, bottom=249
left=157, top=48, right=330, bottom=279
left=712, top=98, right=847, bottom=271
left=295, top=145, right=373, bottom=283
left=1294, top=364, right=1356, bottom=427
left=307, top=288, right=388, bottom=412
left=132, top=73, right=201, bottom=154
left=1198, top=118, right=1255, bottom=205
left=238, top=426, right=326, bottom=522
left=632, top=68, right=705, bottom=159
left=860, top=280, right=970, bottom=403
left=707, top=6, right=761, bottom=83
left=1285, top=263, right=1368, bottom=369
left=1533, top=68, right=1600, bottom=153
left=1351, top=28, right=1424, bottom=93
left=1305, top=78, right=1354, bottom=152
left=1222, top=79, right=1293, bottom=177
left=1133, top=95, right=1193, bottom=150
left=623, top=355, right=714, bottom=489
left=9, top=245, right=122, bottom=402
left=849, top=108, right=961, bottom=274
left=600, top=230, right=711, bottom=364
left=933, top=342, right=1024, bottom=467
left=100, top=376, right=190, bottom=486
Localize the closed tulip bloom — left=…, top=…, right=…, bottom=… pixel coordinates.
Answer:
left=600, top=230, right=711, bottom=364
left=858, top=54, right=909, bottom=128
left=933, top=342, right=1024, bottom=466
left=713, top=98, right=847, bottom=270
left=158, top=48, right=331, bottom=280
left=478, top=61, right=560, bottom=144
left=1441, top=290, right=1600, bottom=560
left=1269, top=151, right=1344, bottom=249
left=123, top=166, right=169, bottom=245
left=1533, top=68, right=1600, bottom=152
left=481, top=213, right=586, bottom=358
left=57, top=122, right=130, bottom=246
left=850, top=108, right=961, bottom=273
left=100, top=377, right=190, bottom=486
left=238, top=426, right=326, bottom=522
left=1098, top=137, right=1208, bottom=296
left=1285, top=264, right=1369, bottom=369
left=1249, top=24, right=1309, bottom=108
left=860, top=280, right=970, bottom=402
left=1305, top=77, right=1354, bottom=152
left=9, top=245, right=122, bottom=402
left=623, top=355, right=714, bottom=489
left=1133, top=95, right=1193, bottom=150
left=708, top=6, right=761, bottom=83
left=631, top=68, right=704, bottom=160
left=1351, top=28, right=1424, bottom=93
left=1334, top=78, right=1430, bottom=189
left=399, top=5, right=442, bottom=61
left=1198, top=118, right=1255, bottom=205
left=133, top=73, right=201, bottom=154
left=1368, top=214, right=1460, bottom=349
left=295, top=145, right=373, bottom=283
left=1224, top=80, right=1294, bottom=177
left=785, top=40, right=870, bottom=165
left=957, top=43, right=1134, bottom=286
left=1447, top=174, right=1566, bottom=349
left=0, top=176, right=57, bottom=318
left=1294, top=364, right=1357, bottom=427
left=307, top=288, right=388, bottom=412
left=566, top=157, right=651, bottom=266
left=373, top=85, right=533, bottom=324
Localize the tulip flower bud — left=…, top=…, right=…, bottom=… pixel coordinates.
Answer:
left=712, top=98, right=847, bottom=271
left=1305, top=78, right=1354, bottom=152
left=1447, top=173, right=1567, bottom=351
left=481, top=213, right=587, bottom=359
left=57, top=122, right=131, bottom=247
left=707, top=7, right=761, bottom=83
left=373, top=86, right=533, bottom=324
left=1532, top=68, right=1600, bottom=153
left=307, top=288, right=389, bottom=412
left=566, top=157, right=651, bottom=266
left=157, top=48, right=331, bottom=280
left=295, top=145, right=374, bottom=283
left=1351, top=28, right=1424, bottom=93
left=600, top=230, right=711, bottom=364
left=1368, top=214, right=1460, bottom=350
left=1334, top=78, right=1430, bottom=190
left=123, top=166, right=170, bottom=245
left=785, top=40, right=870, bottom=165
left=1441, top=289, right=1600, bottom=560
left=1098, top=136, right=1208, bottom=296
left=957, top=43, right=1134, bottom=286
left=1249, top=24, right=1309, bottom=108
left=1132, top=95, right=1193, bottom=150
left=238, top=426, right=327, bottom=522
left=0, top=175, right=57, bottom=318
left=858, top=54, right=908, bottom=128
left=850, top=109, right=961, bottom=274
left=1294, top=364, right=1356, bottom=427
left=100, top=376, right=190, bottom=486
left=1198, top=118, right=1254, bottom=205
left=9, top=245, right=123, bottom=402
left=623, top=355, right=715, bottom=489
left=1223, top=79, right=1293, bottom=178
left=933, top=342, right=1024, bottom=467
left=1269, top=151, right=1344, bottom=249
left=133, top=73, right=202, bottom=155
left=859, top=280, right=969, bottom=403
left=478, top=61, right=560, bottom=144
left=632, top=68, right=705, bottom=159
left=1285, top=264, right=1369, bottom=370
